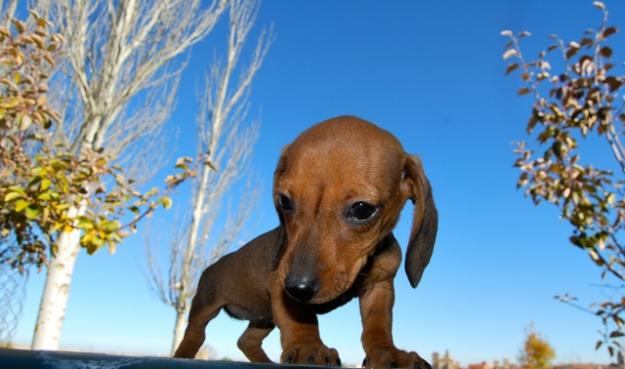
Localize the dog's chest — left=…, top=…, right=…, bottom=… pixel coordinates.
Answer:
left=312, top=288, right=358, bottom=314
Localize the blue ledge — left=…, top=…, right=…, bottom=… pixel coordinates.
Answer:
left=0, top=348, right=324, bottom=369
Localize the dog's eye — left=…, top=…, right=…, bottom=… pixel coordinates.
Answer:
left=278, top=194, right=294, bottom=211
left=346, top=202, right=378, bottom=223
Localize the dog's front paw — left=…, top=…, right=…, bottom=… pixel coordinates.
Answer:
left=281, top=342, right=341, bottom=367
left=363, top=347, right=431, bottom=369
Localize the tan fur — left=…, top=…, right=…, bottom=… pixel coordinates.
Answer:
left=174, top=116, right=438, bottom=369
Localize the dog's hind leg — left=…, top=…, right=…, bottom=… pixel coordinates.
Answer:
left=174, top=294, right=223, bottom=358
left=237, top=322, right=275, bottom=363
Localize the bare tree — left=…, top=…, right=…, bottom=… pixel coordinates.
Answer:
left=29, top=0, right=229, bottom=350
left=0, top=1, right=17, bottom=26
left=145, top=0, right=271, bottom=354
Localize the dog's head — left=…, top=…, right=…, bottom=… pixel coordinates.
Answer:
left=273, top=116, right=437, bottom=304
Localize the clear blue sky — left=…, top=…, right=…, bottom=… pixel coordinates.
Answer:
left=13, top=0, right=625, bottom=365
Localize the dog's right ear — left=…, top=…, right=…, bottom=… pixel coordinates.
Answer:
left=402, top=155, right=438, bottom=288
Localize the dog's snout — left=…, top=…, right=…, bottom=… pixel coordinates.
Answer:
left=285, top=275, right=319, bottom=302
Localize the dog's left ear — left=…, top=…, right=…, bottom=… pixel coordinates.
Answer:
left=401, top=155, right=438, bottom=288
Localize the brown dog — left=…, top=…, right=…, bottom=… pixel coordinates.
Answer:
left=174, top=116, right=438, bottom=369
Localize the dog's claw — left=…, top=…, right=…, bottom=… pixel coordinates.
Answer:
left=337, top=358, right=342, bottom=367
left=362, top=358, right=368, bottom=368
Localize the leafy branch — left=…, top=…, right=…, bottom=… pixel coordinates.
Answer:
left=0, top=12, right=194, bottom=273
left=503, top=1, right=625, bottom=357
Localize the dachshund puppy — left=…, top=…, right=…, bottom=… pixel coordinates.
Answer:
left=174, top=116, right=438, bottom=369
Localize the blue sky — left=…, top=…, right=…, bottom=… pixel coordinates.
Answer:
left=12, top=0, right=625, bottom=366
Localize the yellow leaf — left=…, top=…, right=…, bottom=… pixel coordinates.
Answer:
left=43, top=53, right=55, bottom=67
left=37, top=95, right=47, bottom=106
left=14, top=199, right=29, bottom=212
left=24, top=206, right=40, bottom=220
left=12, top=20, right=26, bottom=33
left=161, top=196, right=172, bottom=209
left=19, top=114, right=32, bottom=131
left=4, top=191, right=23, bottom=202
left=40, top=178, right=51, bottom=191
left=30, top=34, right=45, bottom=49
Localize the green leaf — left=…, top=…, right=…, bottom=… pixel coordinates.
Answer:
left=77, top=218, right=94, bottom=230
left=24, top=206, right=40, bottom=220
left=103, top=220, right=121, bottom=232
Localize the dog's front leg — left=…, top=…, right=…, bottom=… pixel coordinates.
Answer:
left=359, top=279, right=431, bottom=369
left=270, top=281, right=341, bottom=366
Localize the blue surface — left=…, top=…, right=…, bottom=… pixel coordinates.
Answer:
left=0, top=348, right=316, bottom=369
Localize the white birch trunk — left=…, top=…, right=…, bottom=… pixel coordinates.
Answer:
left=171, top=308, right=188, bottom=355
left=31, top=205, right=84, bottom=350
left=169, top=166, right=210, bottom=355
left=28, top=0, right=227, bottom=350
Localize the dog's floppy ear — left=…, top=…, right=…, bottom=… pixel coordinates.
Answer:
left=402, top=155, right=438, bottom=288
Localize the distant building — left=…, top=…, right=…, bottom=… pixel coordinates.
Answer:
left=554, top=364, right=608, bottom=369
left=433, top=350, right=460, bottom=369
left=466, top=358, right=520, bottom=369
left=434, top=353, right=613, bottom=369
left=467, top=362, right=492, bottom=369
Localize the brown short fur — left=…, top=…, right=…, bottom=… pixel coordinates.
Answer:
left=174, top=116, right=438, bottom=369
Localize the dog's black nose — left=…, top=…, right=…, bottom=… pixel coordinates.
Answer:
left=285, top=275, right=318, bottom=302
